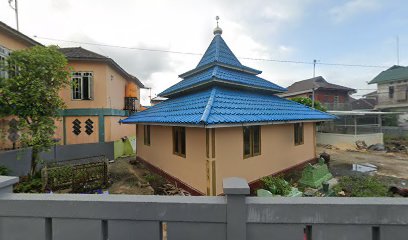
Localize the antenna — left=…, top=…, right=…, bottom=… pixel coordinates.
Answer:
left=8, top=0, right=19, bottom=31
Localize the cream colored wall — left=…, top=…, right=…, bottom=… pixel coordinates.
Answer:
left=105, top=116, right=136, bottom=142
left=60, top=61, right=108, bottom=109
left=65, top=116, right=99, bottom=145
left=137, top=125, right=207, bottom=194
left=106, top=66, right=126, bottom=110
left=214, top=123, right=316, bottom=194
left=0, top=30, right=33, bottom=51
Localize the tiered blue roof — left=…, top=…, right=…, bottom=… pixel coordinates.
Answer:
left=122, top=29, right=335, bottom=126
left=159, top=34, right=280, bottom=97
left=121, top=87, right=334, bottom=125
left=160, top=66, right=286, bottom=97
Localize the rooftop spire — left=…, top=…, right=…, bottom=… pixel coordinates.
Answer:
left=213, top=16, right=223, bottom=35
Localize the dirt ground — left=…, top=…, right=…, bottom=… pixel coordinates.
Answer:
left=317, top=145, right=408, bottom=187
left=108, top=157, right=154, bottom=195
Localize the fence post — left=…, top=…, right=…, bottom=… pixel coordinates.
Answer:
left=223, top=177, right=249, bottom=240
left=0, top=176, right=19, bottom=194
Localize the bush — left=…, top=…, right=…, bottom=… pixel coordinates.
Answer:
left=144, top=173, right=166, bottom=194
left=14, top=176, right=43, bottom=193
left=333, top=175, right=389, bottom=197
left=0, top=165, right=10, bottom=175
left=261, top=176, right=291, bottom=196
left=290, top=97, right=327, bottom=112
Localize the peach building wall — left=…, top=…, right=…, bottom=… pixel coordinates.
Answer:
left=137, top=125, right=208, bottom=194
left=136, top=122, right=317, bottom=195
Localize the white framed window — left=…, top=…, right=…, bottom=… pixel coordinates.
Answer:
left=0, top=45, right=10, bottom=79
left=71, top=72, right=93, bottom=100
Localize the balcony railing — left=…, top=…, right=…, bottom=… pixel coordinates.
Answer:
left=0, top=176, right=407, bottom=240
left=322, top=102, right=352, bottom=111
left=124, top=97, right=138, bottom=113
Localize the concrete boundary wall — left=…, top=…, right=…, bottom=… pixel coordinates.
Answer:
left=0, top=176, right=407, bottom=240
left=317, top=132, right=383, bottom=149
left=0, top=142, right=114, bottom=176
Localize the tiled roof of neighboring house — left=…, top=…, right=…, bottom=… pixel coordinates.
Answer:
left=351, top=98, right=377, bottom=110
left=0, top=21, right=42, bottom=47
left=281, top=76, right=356, bottom=97
left=121, top=86, right=335, bottom=126
left=363, top=90, right=377, bottom=99
left=59, top=47, right=145, bottom=88
left=159, top=34, right=283, bottom=97
left=369, top=65, right=408, bottom=84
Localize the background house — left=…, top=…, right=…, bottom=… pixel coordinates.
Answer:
left=56, top=47, right=145, bottom=145
left=279, top=76, right=356, bottom=111
left=369, top=65, right=408, bottom=128
left=122, top=27, right=334, bottom=195
left=0, top=21, right=145, bottom=151
left=0, top=21, right=42, bottom=149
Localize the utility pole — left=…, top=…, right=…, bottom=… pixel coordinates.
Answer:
left=313, top=59, right=317, bottom=77
left=396, top=36, right=400, bottom=65
left=8, top=0, right=19, bottom=31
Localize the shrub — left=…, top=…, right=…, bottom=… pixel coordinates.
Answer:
left=144, top=173, right=166, bottom=194
left=333, top=175, right=389, bottom=197
left=261, top=176, right=291, bottom=196
left=0, top=165, right=10, bottom=175
left=290, top=97, right=327, bottom=112
left=14, top=176, right=43, bottom=193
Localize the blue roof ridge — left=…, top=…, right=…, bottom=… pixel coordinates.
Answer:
left=211, top=66, right=218, bottom=77
left=199, top=87, right=217, bottom=123
left=179, top=62, right=261, bottom=79
left=214, top=35, right=220, bottom=62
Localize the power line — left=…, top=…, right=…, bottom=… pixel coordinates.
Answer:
left=33, top=35, right=389, bottom=69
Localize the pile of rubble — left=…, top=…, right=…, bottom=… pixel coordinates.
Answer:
left=159, top=183, right=191, bottom=196
left=355, top=140, right=407, bottom=153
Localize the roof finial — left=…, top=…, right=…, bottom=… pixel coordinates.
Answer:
left=213, top=16, right=223, bottom=35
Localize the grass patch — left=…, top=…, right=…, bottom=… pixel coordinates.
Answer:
left=333, top=175, right=390, bottom=197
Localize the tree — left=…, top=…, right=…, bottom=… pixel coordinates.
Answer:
left=0, top=46, right=69, bottom=176
left=290, top=97, right=327, bottom=112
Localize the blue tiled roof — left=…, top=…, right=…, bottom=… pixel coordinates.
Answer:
left=121, top=87, right=335, bottom=125
left=159, top=66, right=287, bottom=97
left=159, top=34, right=285, bottom=97
left=197, top=35, right=242, bottom=68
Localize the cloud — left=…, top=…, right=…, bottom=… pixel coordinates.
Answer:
left=329, top=0, right=381, bottom=23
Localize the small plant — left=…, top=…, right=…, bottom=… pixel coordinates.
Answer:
left=14, top=176, right=43, bottom=193
left=0, top=165, right=10, bottom=175
left=144, top=173, right=167, bottom=194
left=261, top=176, right=292, bottom=196
left=333, top=175, right=389, bottom=197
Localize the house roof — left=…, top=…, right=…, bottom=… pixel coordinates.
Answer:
left=369, top=65, right=408, bottom=84
left=282, top=76, right=356, bottom=97
left=351, top=98, right=377, bottom=110
left=59, top=47, right=145, bottom=88
left=122, top=28, right=334, bottom=126
left=0, top=21, right=42, bottom=47
left=159, top=34, right=285, bottom=97
left=121, top=86, right=335, bottom=126
left=160, top=65, right=287, bottom=97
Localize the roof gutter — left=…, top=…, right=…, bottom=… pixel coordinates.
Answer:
left=121, top=119, right=332, bottom=128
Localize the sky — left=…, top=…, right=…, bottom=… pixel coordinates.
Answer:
left=1, top=0, right=407, bottom=105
